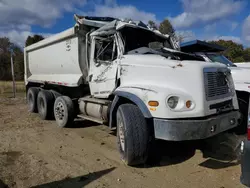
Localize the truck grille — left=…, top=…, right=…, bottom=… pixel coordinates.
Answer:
left=204, top=69, right=231, bottom=101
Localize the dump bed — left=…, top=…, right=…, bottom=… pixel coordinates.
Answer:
left=24, top=26, right=88, bottom=87
left=24, top=15, right=117, bottom=87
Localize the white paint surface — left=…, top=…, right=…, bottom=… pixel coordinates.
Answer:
left=25, top=28, right=83, bottom=86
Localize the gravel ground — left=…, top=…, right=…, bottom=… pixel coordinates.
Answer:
left=0, top=96, right=246, bottom=188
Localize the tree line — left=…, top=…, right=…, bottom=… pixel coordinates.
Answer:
left=0, top=35, right=44, bottom=81
left=210, top=40, right=250, bottom=62
left=0, top=19, right=250, bottom=81
left=149, top=19, right=250, bottom=63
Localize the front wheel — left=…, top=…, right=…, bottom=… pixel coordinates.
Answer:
left=116, top=104, right=150, bottom=166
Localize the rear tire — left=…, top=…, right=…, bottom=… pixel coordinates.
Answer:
left=54, top=96, right=75, bottom=128
left=116, top=104, right=150, bottom=166
left=37, top=90, right=55, bottom=120
left=27, top=87, right=40, bottom=113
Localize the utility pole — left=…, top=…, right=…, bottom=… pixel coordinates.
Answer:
left=1, top=46, right=16, bottom=98
left=10, top=49, right=16, bottom=98
left=0, top=48, right=4, bottom=81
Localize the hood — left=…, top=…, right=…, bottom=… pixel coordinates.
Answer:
left=119, top=53, right=235, bottom=118
left=121, top=53, right=228, bottom=71
left=230, top=66, right=250, bottom=83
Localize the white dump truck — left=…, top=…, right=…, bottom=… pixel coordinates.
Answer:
left=24, top=15, right=240, bottom=166
left=181, top=40, right=250, bottom=135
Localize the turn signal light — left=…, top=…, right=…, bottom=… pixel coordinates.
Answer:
left=148, top=101, right=159, bottom=107
left=186, top=100, right=192, bottom=108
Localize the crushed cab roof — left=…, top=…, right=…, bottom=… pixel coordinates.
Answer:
left=74, top=14, right=169, bottom=39
left=90, top=19, right=169, bottom=40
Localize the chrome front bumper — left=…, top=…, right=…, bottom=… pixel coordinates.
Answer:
left=154, top=111, right=240, bottom=141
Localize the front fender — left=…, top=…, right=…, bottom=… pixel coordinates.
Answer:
left=116, top=85, right=198, bottom=116
left=109, top=88, right=154, bottom=128
left=109, top=84, right=200, bottom=128
left=114, top=90, right=152, bottom=117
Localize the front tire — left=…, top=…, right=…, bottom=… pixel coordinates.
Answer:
left=117, top=104, right=150, bottom=166
left=54, top=96, right=75, bottom=128
left=37, top=90, right=55, bottom=120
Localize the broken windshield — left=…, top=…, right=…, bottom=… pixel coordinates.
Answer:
left=206, top=54, right=236, bottom=67
left=119, top=26, right=173, bottom=54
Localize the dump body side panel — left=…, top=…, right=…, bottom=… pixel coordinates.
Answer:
left=24, top=27, right=88, bottom=87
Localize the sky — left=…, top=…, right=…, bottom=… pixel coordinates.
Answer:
left=0, top=0, right=250, bottom=47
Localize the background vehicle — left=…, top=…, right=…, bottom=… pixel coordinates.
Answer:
left=24, top=16, right=240, bottom=166
left=235, top=62, right=250, bottom=69
left=181, top=40, right=250, bottom=135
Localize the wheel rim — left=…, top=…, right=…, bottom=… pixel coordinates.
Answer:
left=55, top=101, right=65, bottom=120
left=118, top=119, right=125, bottom=151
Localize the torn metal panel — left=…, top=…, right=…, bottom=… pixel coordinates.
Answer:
left=74, top=14, right=117, bottom=28
left=90, top=20, right=118, bottom=36
left=90, top=19, right=170, bottom=42
left=94, top=64, right=113, bottom=83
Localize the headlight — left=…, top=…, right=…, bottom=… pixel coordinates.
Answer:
left=167, top=96, right=179, bottom=109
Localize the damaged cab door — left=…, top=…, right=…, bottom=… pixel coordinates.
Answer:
left=88, top=35, right=120, bottom=98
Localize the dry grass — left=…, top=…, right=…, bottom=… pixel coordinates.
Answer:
left=0, top=81, right=26, bottom=95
